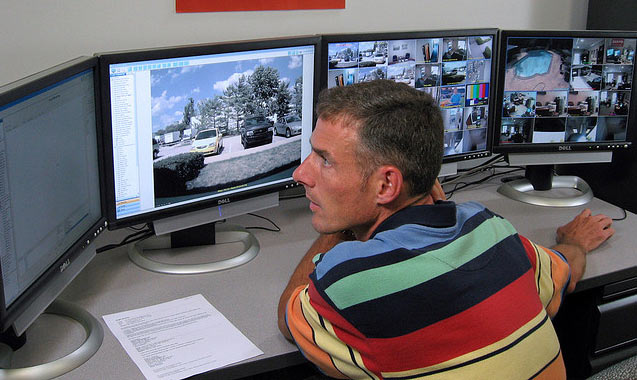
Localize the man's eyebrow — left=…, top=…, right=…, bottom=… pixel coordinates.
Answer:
left=309, top=140, right=332, bottom=160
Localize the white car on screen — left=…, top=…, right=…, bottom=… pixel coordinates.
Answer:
left=274, top=115, right=302, bottom=138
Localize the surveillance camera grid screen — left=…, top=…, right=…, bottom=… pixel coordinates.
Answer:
left=499, top=36, right=635, bottom=145
left=327, top=35, right=494, bottom=158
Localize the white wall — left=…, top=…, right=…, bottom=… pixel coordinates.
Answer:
left=1, top=0, right=589, bottom=85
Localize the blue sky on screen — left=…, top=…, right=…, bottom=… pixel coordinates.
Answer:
left=150, top=54, right=303, bottom=131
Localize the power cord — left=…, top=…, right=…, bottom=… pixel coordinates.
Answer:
left=246, top=213, right=281, bottom=232
left=96, top=225, right=154, bottom=254
left=440, top=155, right=525, bottom=198
left=96, top=213, right=283, bottom=254
left=612, top=207, right=628, bottom=221
left=444, top=167, right=525, bottom=199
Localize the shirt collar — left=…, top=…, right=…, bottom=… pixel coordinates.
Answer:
left=370, top=201, right=457, bottom=238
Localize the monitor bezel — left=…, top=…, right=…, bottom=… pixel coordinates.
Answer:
left=320, top=28, right=499, bottom=163
left=97, top=36, right=322, bottom=230
left=0, top=56, right=107, bottom=334
left=493, top=29, right=637, bottom=154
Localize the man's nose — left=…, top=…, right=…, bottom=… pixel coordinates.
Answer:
left=293, top=157, right=312, bottom=187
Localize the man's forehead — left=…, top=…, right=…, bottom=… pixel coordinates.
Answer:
left=308, top=124, right=330, bottom=153
left=311, top=117, right=358, bottom=152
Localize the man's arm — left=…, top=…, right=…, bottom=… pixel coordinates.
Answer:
left=277, top=232, right=352, bottom=340
left=552, top=208, right=615, bottom=292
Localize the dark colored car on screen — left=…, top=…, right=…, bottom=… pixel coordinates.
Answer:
left=241, top=115, right=274, bottom=148
left=153, top=137, right=160, bottom=159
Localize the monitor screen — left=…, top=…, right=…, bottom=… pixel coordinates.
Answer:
left=0, top=57, right=105, bottom=335
left=321, top=29, right=498, bottom=165
left=494, top=31, right=636, bottom=153
left=493, top=31, right=637, bottom=206
left=99, top=37, right=319, bottom=230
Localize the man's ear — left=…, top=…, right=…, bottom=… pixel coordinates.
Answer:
left=375, top=165, right=404, bottom=205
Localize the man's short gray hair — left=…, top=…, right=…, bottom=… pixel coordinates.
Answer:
left=315, top=80, right=444, bottom=196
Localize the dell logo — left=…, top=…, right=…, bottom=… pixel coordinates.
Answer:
left=59, top=259, right=71, bottom=273
left=558, top=146, right=572, bottom=151
left=217, top=198, right=231, bottom=205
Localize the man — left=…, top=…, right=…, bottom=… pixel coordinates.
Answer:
left=277, top=80, right=614, bottom=379
left=449, top=86, right=463, bottom=107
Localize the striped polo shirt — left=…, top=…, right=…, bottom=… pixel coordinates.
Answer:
left=285, top=201, right=571, bottom=379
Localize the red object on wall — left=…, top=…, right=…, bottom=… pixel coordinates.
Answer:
left=176, top=0, right=345, bottom=12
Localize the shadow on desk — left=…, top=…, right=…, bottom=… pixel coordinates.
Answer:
left=240, top=363, right=332, bottom=380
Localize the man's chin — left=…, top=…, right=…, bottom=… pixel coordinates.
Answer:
left=311, top=217, right=340, bottom=235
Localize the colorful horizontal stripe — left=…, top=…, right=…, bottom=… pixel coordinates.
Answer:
left=323, top=216, right=518, bottom=310
left=286, top=201, right=569, bottom=379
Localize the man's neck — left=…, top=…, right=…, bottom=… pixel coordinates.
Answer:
left=353, top=192, right=434, bottom=241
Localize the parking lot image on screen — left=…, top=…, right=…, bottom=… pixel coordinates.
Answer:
left=149, top=54, right=305, bottom=205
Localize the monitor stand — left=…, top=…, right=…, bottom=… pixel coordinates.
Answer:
left=0, top=299, right=103, bottom=379
left=497, top=164, right=593, bottom=207
left=128, top=222, right=259, bottom=275
left=127, top=192, right=278, bottom=275
left=439, top=161, right=458, bottom=177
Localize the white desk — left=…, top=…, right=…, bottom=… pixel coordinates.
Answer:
left=10, top=180, right=637, bottom=379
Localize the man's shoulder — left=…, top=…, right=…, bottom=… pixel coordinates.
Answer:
left=312, top=238, right=384, bottom=280
left=456, top=200, right=486, bottom=211
left=311, top=202, right=512, bottom=282
left=456, top=200, right=504, bottom=220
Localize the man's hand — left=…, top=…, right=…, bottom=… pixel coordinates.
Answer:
left=430, top=179, right=446, bottom=202
left=553, top=209, right=614, bottom=292
left=556, top=209, right=614, bottom=253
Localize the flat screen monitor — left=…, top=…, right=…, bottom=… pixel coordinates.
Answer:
left=494, top=30, right=637, bottom=206
left=98, top=37, right=319, bottom=273
left=0, top=57, right=106, bottom=376
left=321, top=29, right=498, bottom=176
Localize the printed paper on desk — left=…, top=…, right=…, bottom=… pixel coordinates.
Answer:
left=103, top=294, right=263, bottom=380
